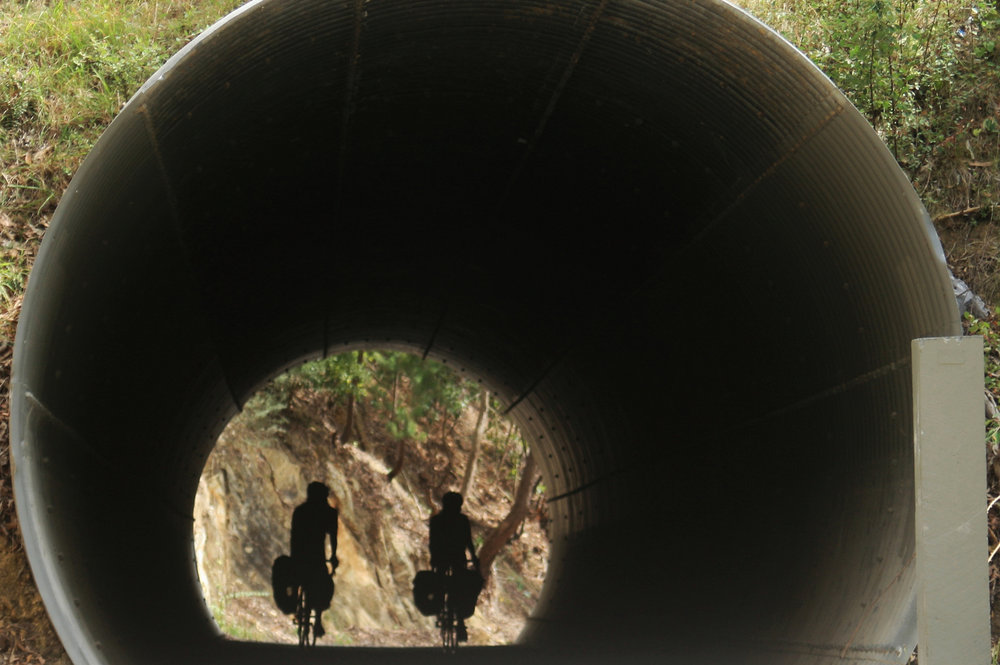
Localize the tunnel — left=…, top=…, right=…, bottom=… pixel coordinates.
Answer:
left=11, top=0, right=961, bottom=663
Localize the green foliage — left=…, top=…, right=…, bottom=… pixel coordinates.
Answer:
left=964, top=311, right=1000, bottom=458
left=367, top=352, right=477, bottom=442
left=284, top=350, right=480, bottom=445
left=485, top=414, right=531, bottom=485
left=0, top=253, right=28, bottom=306
left=293, top=351, right=371, bottom=401
left=0, top=249, right=31, bottom=343
left=0, top=0, right=247, bottom=234
left=965, top=310, right=1000, bottom=394
left=988, top=417, right=1000, bottom=454
left=239, top=379, right=291, bottom=443
left=736, top=0, right=1000, bottom=199
left=210, top=593, right=270, bottom=641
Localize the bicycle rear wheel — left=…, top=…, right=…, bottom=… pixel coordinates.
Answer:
left=439, top=608, right=457, bottom=652
left=296, top=589, right=313, bottom=647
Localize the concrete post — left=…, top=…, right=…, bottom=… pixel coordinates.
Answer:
left=912, top=336, right=990, bottom=665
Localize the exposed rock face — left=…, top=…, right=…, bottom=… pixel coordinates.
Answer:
left=193, top=395, right=549, bottom=646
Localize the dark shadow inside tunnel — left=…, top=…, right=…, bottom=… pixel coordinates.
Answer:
left=10, top=0, right=961, bottom=663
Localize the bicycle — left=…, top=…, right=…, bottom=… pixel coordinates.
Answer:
left=295, top=583, right=318, bottom=647
left=436, top=569, right=459, bottom=652
left=294, top=559, right=336, bottom=648
left=434, top=560, right=480, bottom=652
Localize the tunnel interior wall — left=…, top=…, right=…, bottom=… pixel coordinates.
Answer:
left=11, top=0, right=960, bottom=663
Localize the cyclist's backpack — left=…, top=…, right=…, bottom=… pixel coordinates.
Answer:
left=271, top=555, right=298, bottom=615
left=450, top=568, right=483, bottom=619
left=412, top=570, right=444, bottom=616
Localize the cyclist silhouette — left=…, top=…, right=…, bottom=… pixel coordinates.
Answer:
left=429, top=491, right=479, bottom=642
left=290, top=481, right=339, bottom=639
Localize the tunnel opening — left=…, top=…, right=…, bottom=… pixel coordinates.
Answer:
left=194, top=350, right=550, bottom=647
left=10, top=0, right=963, bottom=663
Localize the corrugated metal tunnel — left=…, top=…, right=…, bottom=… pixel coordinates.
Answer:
left=11, top=0, right=961, bottom=663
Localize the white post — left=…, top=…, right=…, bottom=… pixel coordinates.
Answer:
left=912, top=336, right=990, bottom=665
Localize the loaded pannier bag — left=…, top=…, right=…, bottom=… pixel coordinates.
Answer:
left=449, top=568, right=483, bottom=619
left=271, top=555, right=298, bottom=615
left=304, top=568, right=334, bottom=611
left=412, top=570, right=444, bottom=616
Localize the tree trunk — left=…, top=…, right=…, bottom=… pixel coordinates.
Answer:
left=339, top=392, right=354, bottom=446
left=391, top=369, right=398, bottom=412
left=320, top=396, right=338, bottom=447
left=353, top=402, right=369, bottom=450
left=386, top=439, right=406, bottom=482
left=497, top=421, right=516, bottom=479
left=427, top=455, right=454, bottom=507
left=338, top=350, right=364, bottom=446
left=477, top=452, right=539, bottom=582
left=459, top=390, right=489, bottom=498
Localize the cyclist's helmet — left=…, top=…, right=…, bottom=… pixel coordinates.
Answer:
left=442, top=491, right=463, bottom=511
left=307, top=481, right=330, bottom=502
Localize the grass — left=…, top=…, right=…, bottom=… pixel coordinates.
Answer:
left=0, top=0, right=248, bottom=243
left=0, top=249, right=29, bottom=345
left=0, top=2, right=248, bottom=657
left=211, top=595, right=271, bottom=642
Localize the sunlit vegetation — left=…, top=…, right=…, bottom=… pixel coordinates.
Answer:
left=0, top=0, right=248, bottom=236
left=735, top=0, right=1000, bottom=227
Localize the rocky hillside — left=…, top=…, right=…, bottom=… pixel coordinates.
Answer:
left=194, top=372, right=550, bottom=647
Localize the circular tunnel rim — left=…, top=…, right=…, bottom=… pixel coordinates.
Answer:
left=10, top=0, right=961, bottom=663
